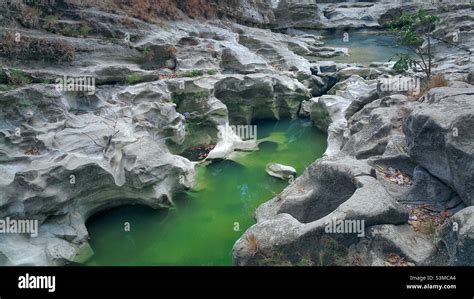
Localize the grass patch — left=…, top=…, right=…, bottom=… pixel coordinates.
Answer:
left=43, top=14, right=59, bottom=28
left=0, top=68, right=32, bottom=90
left=418, top=218, right=441, bottom=243
left=207, top=69, right=218, bottom=75
left=314, top=236, right=350, bottom=266
left=61, top=24, right=75, bottom=36
left=126, top=73, right=144, bottom=84
left=181, top=69, right=204, bottom=77
left=258, top=251, right=315, bottom=267
left=78, top=24, right=92, bottom=37
left=0, top=84, right=14, bottom=92
left=60, top=23, right=92, bottom=37
left=258, top=252, right=293, bottom=266
left=171, top=91, right=208, bottom=107
left=419, top=219, right=438, bottom=235
left=8, top=69, right=32, bottom=85
left=193, top=90, right=208, bottom=99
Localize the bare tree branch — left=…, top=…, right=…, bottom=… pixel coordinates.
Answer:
left=82, top=132, right=104, bottom=148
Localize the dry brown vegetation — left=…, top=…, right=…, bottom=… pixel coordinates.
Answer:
left=408, top=204, right=447, bottom=235
left=419, top=73, right=449, bottom=98
left=115, top=0, right=215, bottom=21
left=406, top=73, right=449, bottom=100
left=115, top=0, right=181, bottom=22
left=177, top=0, right=215, bottom=19
left=245, top=234, right=260, bottom=255
left=63, top=0, right=215, bottom=21
left=384, top=253, right=415, bottom=267
left=420, top=74, right=448, bottom=95
left=0, top=32, right=75, bottom=63
left=20, top=6, right=42, bottom=28
left=3, top=0, right=218, bottom=24
left=428, top=73, right=448, bottom=88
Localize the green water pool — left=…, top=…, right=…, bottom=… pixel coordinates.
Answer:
left=85, top=119, right=327, bottom=266
left=306, top=31, right=412, bottom=64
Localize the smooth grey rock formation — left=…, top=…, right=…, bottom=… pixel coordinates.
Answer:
left=233, top=23, right=313, bottom=78
left=343, top=94, right=413, bottom=159
left=437, top=207, right=474, bottom=266
left=166, top=76, right=229, bottom=152
left=317, top=1, right=443, bottom=30
left=403, top=166, right=465, bottom=213
left=317, top=2, right=393, bottom=29
left=335, top=66, right=381, bottom=81
left=354, top=224, right=437, bottom=266
left=216, top=0, right=276, bottom=26
left=207, top=123, right=258, bottom=160
left=1, top=0, right=473, bottom=268
left=344, top=89, right=379, bottom=120
left=232, top=0, right=474, bottom=267
left=308, top=46, right=349, bottom=59
left=273, top=0, right=321, bottom=29
left=468, top=71, right=474, bottom=85
left=265, top=163, right=297, bottom=180
left=404, top=87, right=474, bottom=206
left=0, top=1, right=358, bottom=266
left=214, top=73, right=309, bottom=124
left=305, top=75, right=378, bottom=157
left=316, top=61, right=337, bottom=74
left=220, top=46, right=268, bottom=74
left=0, top=83, right=196, bottom=266
left=233, top=155, right=409, bottom=266
left=308, top=95, right=349, bottom=156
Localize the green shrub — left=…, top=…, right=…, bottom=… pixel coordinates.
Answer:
left=171, top=91, right=208, bottom=106
left=61, top=25, right=76, bottom=36
left=8, top=69, right=31, bottom=85
left=60, top=23, right=92, bottom=37
left=207, top=69, right=218, bottom=75
left=78, top=24, right=92, bottom=36
left=295, top=254, right=313, bottom=266
left=388, top=10, right=440, bottom=78
left=181, top=69, right=204, bottom=77
left=44, top=15, right=59, bottom=28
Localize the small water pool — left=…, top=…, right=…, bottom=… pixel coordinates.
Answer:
left=314, top=31, right=411, bottom=64
left=85, top=118, right=327, bottom=266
